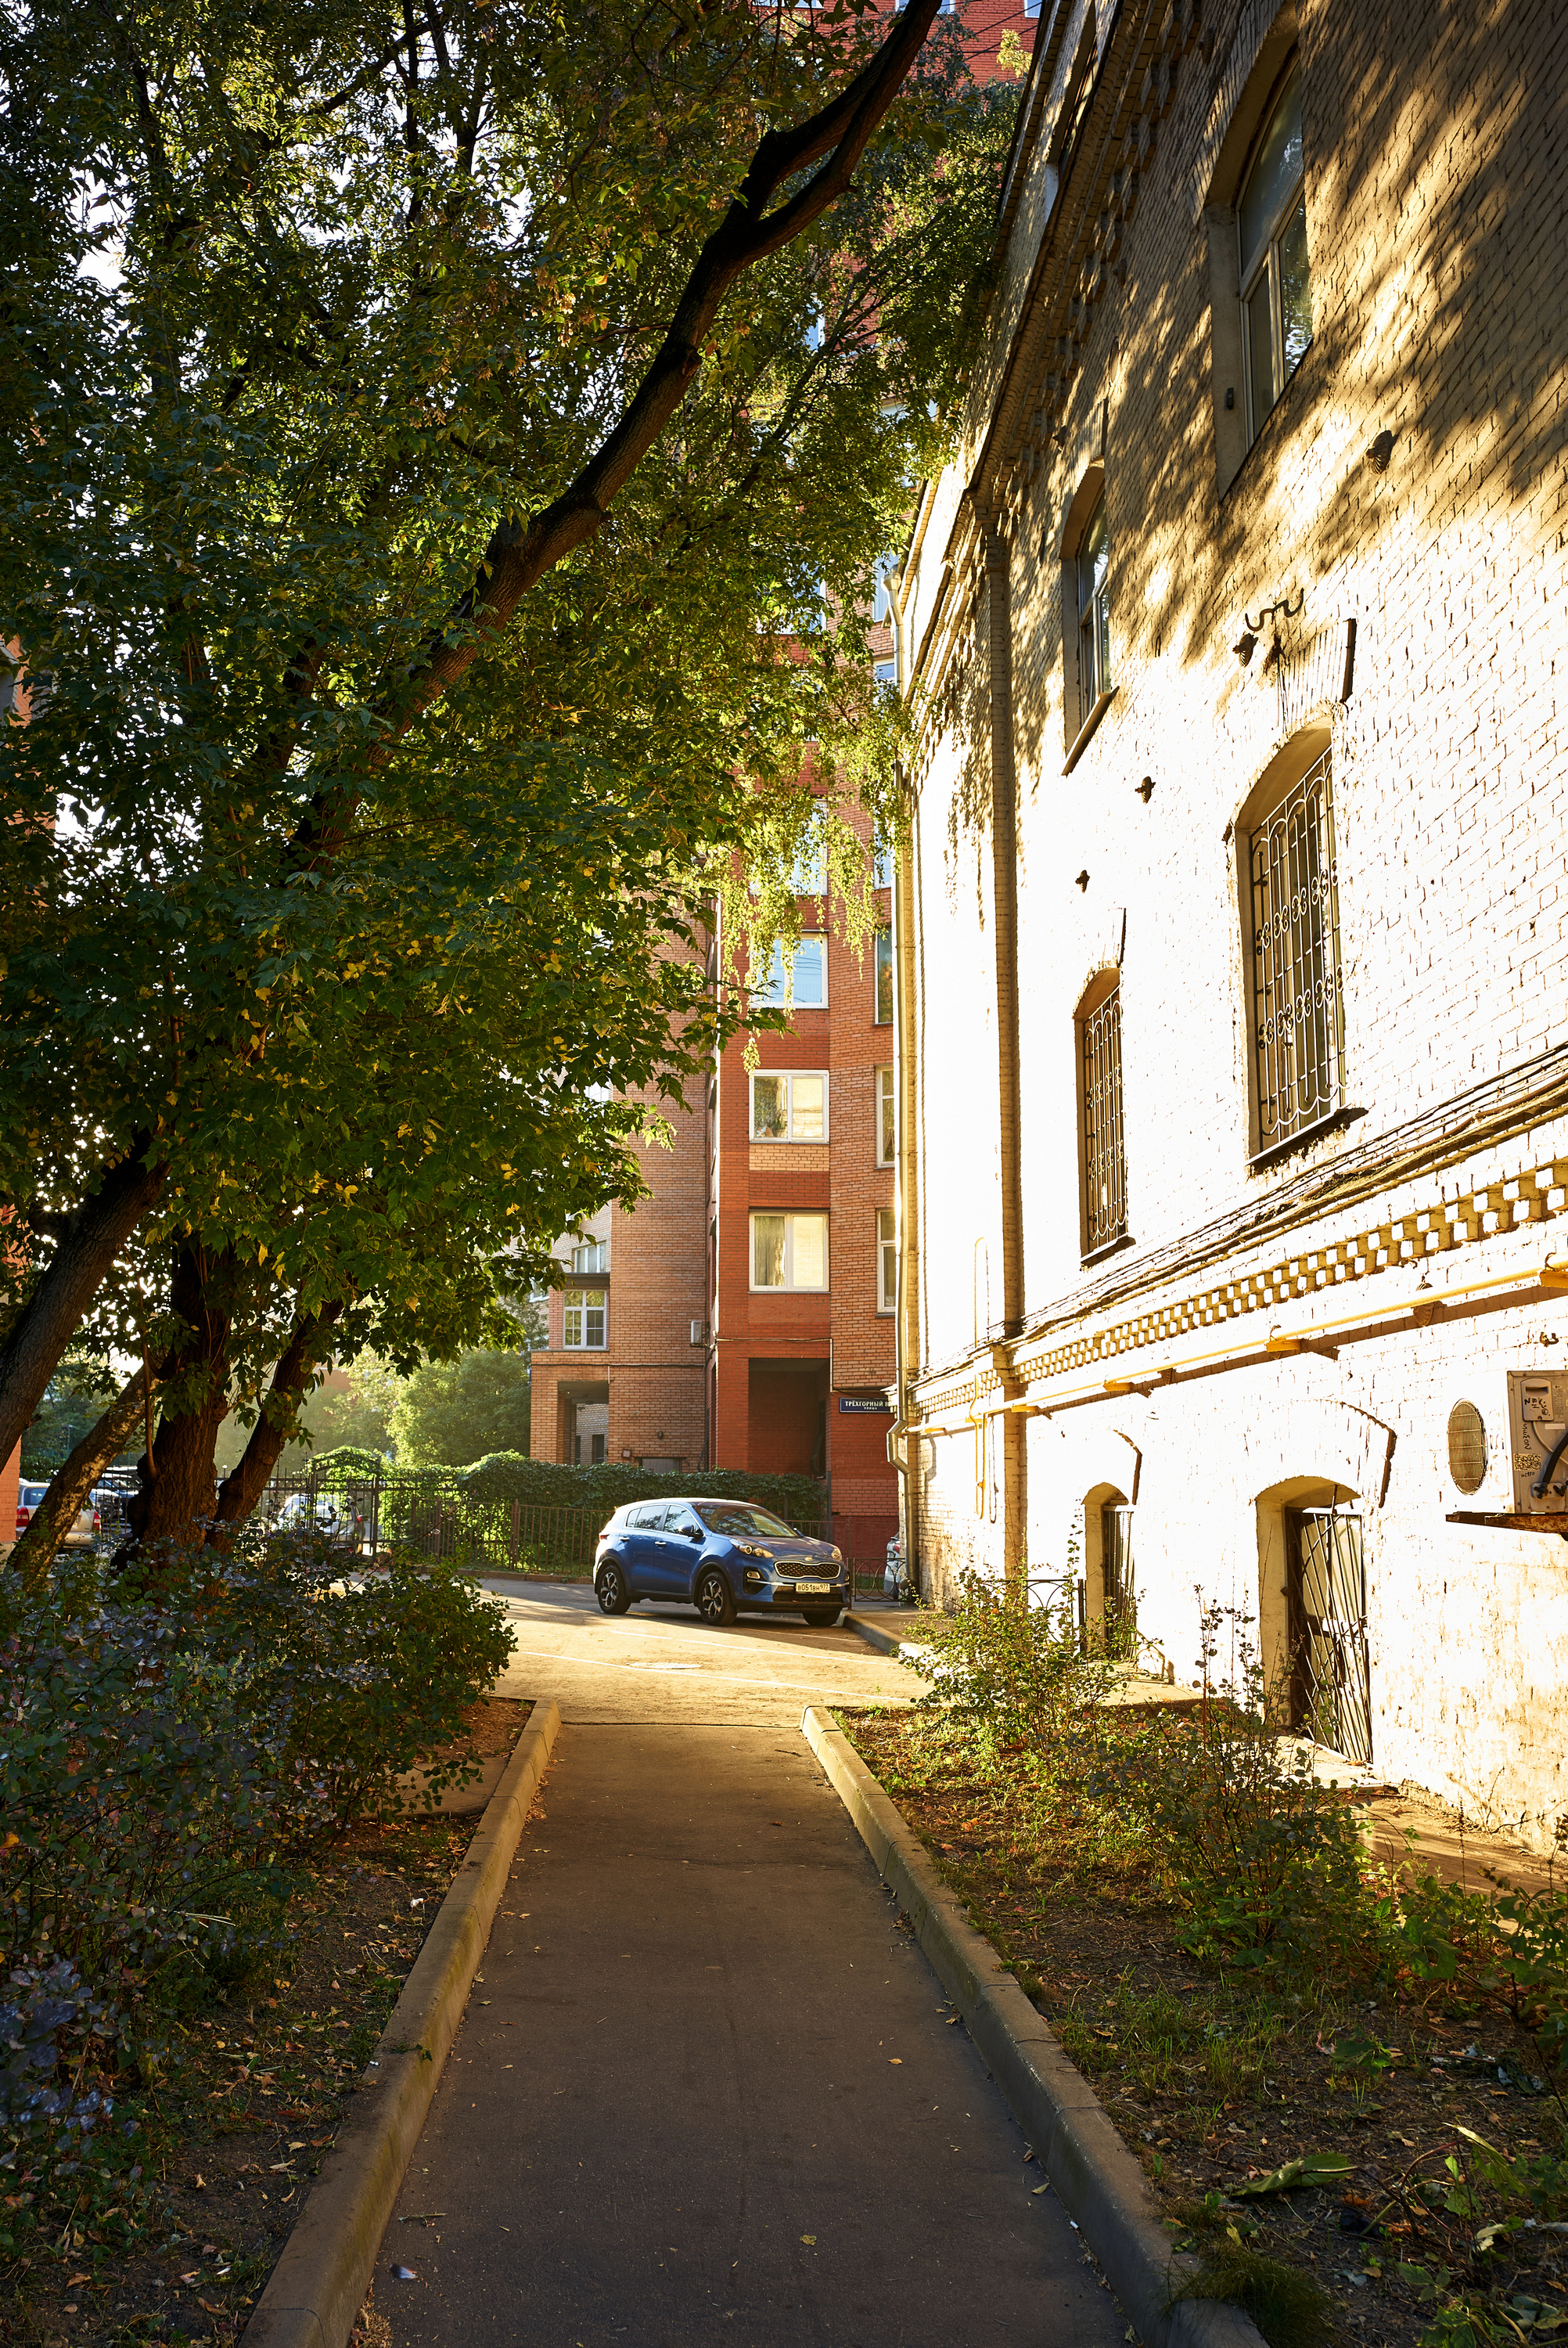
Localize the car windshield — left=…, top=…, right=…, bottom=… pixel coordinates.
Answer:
left=696, top=1504, right=797, bottom=1539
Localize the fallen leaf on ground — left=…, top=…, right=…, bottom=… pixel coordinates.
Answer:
left=1232, top=2153, right=1352, bottom=2199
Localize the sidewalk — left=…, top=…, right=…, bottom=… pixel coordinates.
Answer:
left=376, top=1719, right=1127, bottom=2348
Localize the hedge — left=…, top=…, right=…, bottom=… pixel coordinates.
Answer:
left=455, top=1454, right=828, bottom=1524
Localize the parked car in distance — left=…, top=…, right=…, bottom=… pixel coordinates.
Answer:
left=593, top=1499, right=847, bottom=1627
left=15, top=1484, right=99, bottom=1549
left=275, top=1492, right=367, bottom=1550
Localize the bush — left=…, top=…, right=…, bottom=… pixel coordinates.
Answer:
left=910, top=1572, right=1116, bottom=1751
left=457, top=1454, right=828, bottom=1525
left=0, top=1534, right=510, bottom=2212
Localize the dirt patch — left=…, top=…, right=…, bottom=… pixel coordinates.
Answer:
left=844, top=1705, right=1568, bottom=2348
left=4, top=1697, right=530, bottom=2348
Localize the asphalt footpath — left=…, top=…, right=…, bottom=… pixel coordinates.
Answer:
left=378, top=1717, right=1126, bottom=2348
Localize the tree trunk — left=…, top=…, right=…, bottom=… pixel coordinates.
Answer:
left=8, top=1359, right=164, bottom=1590
left=117, top=1241, right=236, bottom=1562
left=209, top=1300, right=344, bottom=1543
left=0, top=1143, right=164, bottom=1467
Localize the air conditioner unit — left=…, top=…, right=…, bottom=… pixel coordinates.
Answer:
left=1444, top=1370, right=1568, bottom=1522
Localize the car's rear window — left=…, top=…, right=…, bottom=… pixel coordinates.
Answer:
left=696, top=1504, right=796, bottom=1539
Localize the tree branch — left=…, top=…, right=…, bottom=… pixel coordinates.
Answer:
left=209, top=1299, right=346, bottom=1539
left=9, top=1358, right=164, bottom=1591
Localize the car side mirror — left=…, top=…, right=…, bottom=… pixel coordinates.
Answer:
left=685, top=1525, right=702, bottom=1540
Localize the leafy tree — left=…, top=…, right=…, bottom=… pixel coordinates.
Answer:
left=0, top=0, right=1012, bottom=1554
left=389, top=1344, right=537, bottom=1470
left=19, top=1363, right=123, bottom=1478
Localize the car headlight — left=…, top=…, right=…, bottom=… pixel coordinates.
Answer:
left=736, top=1543, right=774, bottom=1561
left=829, top=1547, right=843, bottom=1564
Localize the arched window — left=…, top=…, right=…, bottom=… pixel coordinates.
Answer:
left=1239, top=61, right=1311, bottom=445
left=1077, top=971, right=1127, bottom=1257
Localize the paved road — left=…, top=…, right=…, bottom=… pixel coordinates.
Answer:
left=379, top=1594, right=1124, bottom=2347
left=482, top=1580, right=930, bottom=1725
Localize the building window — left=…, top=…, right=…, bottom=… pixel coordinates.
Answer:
left=874, top=927, right=893, bottom=1024
left=1075, top=492, right=1111, bottom=730
left=570, top=1239, right=607, bottom=1273
left=1249, top=747, right=1345, bottom=1155
left=563, top=1288, right=607, bottom=1348
left=750, top=1068, right=827, bottom=1142
left=876, top=1064, right=894, bottom=1167
left=751, top=1212, right=829, bottom=1291
left=1080, top=978, right=1127, bottom=1255
left=877, top=1207, right=896, bottom=1313
left=752, top=935, right=827, bottom=1009
left=1239, top=60, right=1311, bottom=446
left=873, top=836, right=894, bottom=887
left=872, top=660, right=897, bottom=692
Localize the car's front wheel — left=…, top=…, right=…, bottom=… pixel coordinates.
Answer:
left=801, top=1607, right=841, bottom=1628
left=595, top=1558, right=632, bottom=1615
left=694, top=1565, right=737, bottom=1627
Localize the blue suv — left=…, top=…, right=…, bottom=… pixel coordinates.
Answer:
left=592, top=1498, right=847, bottom=1627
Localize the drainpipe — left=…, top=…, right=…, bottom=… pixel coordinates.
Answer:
left=984, top=520, right=1028, bottom=1604
left=886, top=570, right=920, bottom=1592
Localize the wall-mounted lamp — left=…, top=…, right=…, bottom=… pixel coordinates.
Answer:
left=1365, top=429, right=1395, bottom=474
left=1232, top=630, right=1257, bottom=666
left=1136, top=776, right=1154, bottom=802
left=1244, top=589, right=1304, bottom=633
left=1074, top=870, right=1090, bottom=891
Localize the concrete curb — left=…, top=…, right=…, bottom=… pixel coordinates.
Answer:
left=843, top=1612, right=907, bottom=1659
left=801, top=1706, right=1268, bottom=2348
left=243, top=1700, right=563, bottom=2348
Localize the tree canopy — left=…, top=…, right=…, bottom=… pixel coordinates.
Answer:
left=0, top=0, right=1016, bottom=1550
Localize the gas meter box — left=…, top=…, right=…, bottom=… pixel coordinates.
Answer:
left=1507, top=1371, right=1568, bottom=1514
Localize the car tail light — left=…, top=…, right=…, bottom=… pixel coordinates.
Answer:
left=92, top=1510, right=102, bottom=1532
left=16, top=1507, right=30, bottom=1532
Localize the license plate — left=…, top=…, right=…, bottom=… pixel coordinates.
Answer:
left=796, top=1579, right=832, bottom=1595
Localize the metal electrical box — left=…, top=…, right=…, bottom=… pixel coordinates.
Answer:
left=1507, top=1371, right=1568, bottom=1514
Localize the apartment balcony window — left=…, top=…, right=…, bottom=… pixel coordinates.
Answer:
left=752, top=935, right=826, bottom=1009
left=571, top=1240, right=607, bottom=1273
left=1080, top=978, right=1127, bottom=1257
left=877, top=1207, right=896, bottom=1313
left=876, top=1064, right=894, bottom=1167
left=751, top=1212, right=828, bottom=1291
left=563, top=1288, right=607, bottom=1348
left=1249, top=747, right=1344, bottom=1155
left=1239, top=60, right=1311, bottom=447
left=874, top=927, right=893, bottom=1024
left=750, top=1069, right=827, bottom=1142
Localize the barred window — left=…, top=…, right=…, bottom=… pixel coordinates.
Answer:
left=1249, top=747, right=1345, bottom=1154
left=1081, top=980, right=1127, bottom=1255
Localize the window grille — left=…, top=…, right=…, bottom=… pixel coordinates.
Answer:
left=1249, top=749, right=1344, bottom=1153
left=1081, top=981, right=1127, bottom=1253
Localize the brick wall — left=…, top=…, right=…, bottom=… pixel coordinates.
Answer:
left=897, top=0, right=1568, bottom=1841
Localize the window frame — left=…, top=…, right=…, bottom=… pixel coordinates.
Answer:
left=1244, top=744, right=1347, bottom=1163
left=876, top=1206, right=897, bottom=1314
left=1238, top=59, right=1311, bottom=448
left=1077, top=971, right=1129, bottom=1261
left=1058, top=460, right=1115, bottom=767
left=748, top=1067, right=829, bottom=1144
left=1075, top=491, right=1111, bottom=730
left=562, top=1287, right=608, bottom=1349
left=751, top=934, right=828, bottom=1010
left=749, top=1211, right=830, bottom=1293
left=876, top=1064, right=895, bottom=1168
left=570, top=1238, right=607, bottom=1273
left=873, top=927, right=894, bottom=1025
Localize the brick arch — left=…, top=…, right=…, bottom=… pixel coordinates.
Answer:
left=1233, top=1392, right=1397, bottom=1511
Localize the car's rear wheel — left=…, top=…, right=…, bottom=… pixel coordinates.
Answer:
left=802, top=1607, right=841, bottom=1628
left=695, top=1565, right=737, bottom=1627
left=595, top=1559, right=632, bottom=1615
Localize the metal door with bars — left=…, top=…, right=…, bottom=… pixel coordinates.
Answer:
left=1285, top=1507, right=1371, bottom=1765
left=1101, top=1502, right=1136, bottom=1656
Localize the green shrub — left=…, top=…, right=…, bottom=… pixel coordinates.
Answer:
left=457, top=1454, right=828, bottom=1525
left=0, top=1533, right=510, bottom=2213
left=911, top=1572, right=1115, bottom=1752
